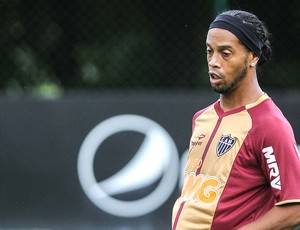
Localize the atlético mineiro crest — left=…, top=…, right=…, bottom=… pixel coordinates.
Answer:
left=216, top=134, right=236, bottom=157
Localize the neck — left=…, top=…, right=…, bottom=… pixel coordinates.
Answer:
left=219, top=73, right=263, bottom=112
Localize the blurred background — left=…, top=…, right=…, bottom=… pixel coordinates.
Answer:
left=1, top=0, right=300, bottom=229
left=2, top=0, right=300, bottom=96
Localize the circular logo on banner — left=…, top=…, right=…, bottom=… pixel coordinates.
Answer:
left=77, top=114, right=179, bottom=217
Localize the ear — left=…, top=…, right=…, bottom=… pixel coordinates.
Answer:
left=249, top=53, right=260, bottom=67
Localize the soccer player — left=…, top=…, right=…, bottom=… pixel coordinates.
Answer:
left=172, top=10, right=300, bottom=230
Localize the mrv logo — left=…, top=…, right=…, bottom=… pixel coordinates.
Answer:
left=263, top=146, right=281, bottom=190
left=77, top=114, right=181, bottom=218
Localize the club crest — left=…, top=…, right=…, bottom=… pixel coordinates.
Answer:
left=216, top=134, right=236, bottom=157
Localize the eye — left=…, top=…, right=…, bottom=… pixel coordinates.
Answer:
left=221, top=51, right=231, bottom=58
left=206, top=48, right=213, bottom=56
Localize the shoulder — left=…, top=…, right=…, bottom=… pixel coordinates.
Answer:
left=248, top=97, right=293, bottom=134
left=191, top=102, right=215, bottom=131
left=247, top=98, right=296, bottom=154
left=192, top=103, right=215, bottom=122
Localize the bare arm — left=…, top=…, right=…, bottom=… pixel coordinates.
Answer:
left=238, top=203, right=300, bottom=230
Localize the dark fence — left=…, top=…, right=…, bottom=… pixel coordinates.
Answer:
left=1, top=0, right=300, bottom=97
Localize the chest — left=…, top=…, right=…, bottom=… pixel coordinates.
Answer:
left=186, top=109, right=253, bottom=177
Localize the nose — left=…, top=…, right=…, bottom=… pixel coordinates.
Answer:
left=208, top=53, right=221, bottom=68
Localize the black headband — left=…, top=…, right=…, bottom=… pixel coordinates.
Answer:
left=209, top=14, right=264, bottom=57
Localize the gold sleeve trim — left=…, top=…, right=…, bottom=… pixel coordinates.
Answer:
left=275, top=200, right=300, bottom=206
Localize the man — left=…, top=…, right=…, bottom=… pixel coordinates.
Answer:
left=172, top=10, right=300, bottom=230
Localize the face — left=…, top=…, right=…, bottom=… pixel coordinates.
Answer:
left=206, top=28, right=252, bottom=94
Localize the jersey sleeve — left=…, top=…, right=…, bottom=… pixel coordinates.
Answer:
left=253, top=114, right=300, bottom=205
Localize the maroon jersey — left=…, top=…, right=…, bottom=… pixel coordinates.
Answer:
left=172, top=94, right=300, bottom=230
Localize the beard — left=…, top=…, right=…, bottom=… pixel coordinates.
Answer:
left=211, top=60, right=248, bottom=95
